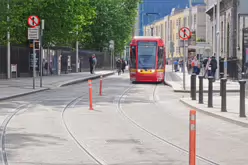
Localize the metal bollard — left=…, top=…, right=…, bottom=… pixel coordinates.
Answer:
left=239, top=80, right=246, bottom=117
left=220, top=72, right=224, bottom=78
left=221, top=78, right=227, bottom=112
left=220, top=73, right=224, bottom=96
left=191, top=73, right=196, bottom=100
left=99, top=75, right=103, bottom=96
left=198, top=75, right=204, bottom=104
left=208, top=76, right=214, bottom=108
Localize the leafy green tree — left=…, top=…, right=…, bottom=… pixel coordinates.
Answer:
left=0, top=0, right=139, bottom=53
left=83, top=0, right=140, bottom=53
left=0, top=0, right=95, bottom=47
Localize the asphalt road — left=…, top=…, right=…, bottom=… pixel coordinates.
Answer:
left=0, top=73, right=248, bottom=165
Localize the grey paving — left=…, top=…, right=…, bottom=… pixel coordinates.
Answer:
left=164, top=72, right=182, bottom=82
left=0, top=72, right=248, bottom=164
left=0, top=71, right=113, bottom=101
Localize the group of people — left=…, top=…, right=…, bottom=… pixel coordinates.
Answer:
left=116, top=58, right=126, bottom=75
left=173, top=54, right=218, bottom=79
left=203, top=56, right=217, bottom=78
left=189, top=55, right=218, bottom=78
left=88, top=54, right=127, bottom=75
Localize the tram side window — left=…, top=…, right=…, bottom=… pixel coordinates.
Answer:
left=130, top=46, right=136, bottom=68
left=158, top=46, right=164, bottom=69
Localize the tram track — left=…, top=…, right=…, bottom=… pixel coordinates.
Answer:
left=0, top=79, right=104, bottom=165
left=61, top=95, right=108, bottom=165
left=116, top=83, right=221, bottom=165
left=0, top=91, right=53, bottom=165
left=0, top=104, right=29, bottom=165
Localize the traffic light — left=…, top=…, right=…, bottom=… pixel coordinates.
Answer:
left=35, top=41, right=40, bottom=49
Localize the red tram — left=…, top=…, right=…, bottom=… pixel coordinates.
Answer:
left=129, top=36, right=166, bottom=83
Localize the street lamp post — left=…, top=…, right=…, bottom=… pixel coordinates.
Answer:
left=76, top=25, right=79, bottom=73
left=109, top=40, right=114, bottom=70
left=7, top=0, right=10, bottom=79
left=216, top=0, right=220, bottom=79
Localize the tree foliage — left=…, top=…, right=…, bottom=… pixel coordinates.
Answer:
left=84, top=0, right=140, bottom=53
left=0, top=0, right=95, bottom=47
left=0, top=0, right=139, bottom=53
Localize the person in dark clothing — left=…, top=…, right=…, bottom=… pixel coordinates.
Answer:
left=210, top=56, right=217, bottom=79
left=202, top=58, right=208, bottom=69
left=89, top=56, right=93, bottom=74
left=116, top=59, right=121, bottom=75
left=121, top=59, right=126, bottom=73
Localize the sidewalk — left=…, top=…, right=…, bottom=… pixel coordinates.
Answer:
left=0, top=70, right=114, bottom=101
left=165, top=65, right=240, bottom=93
left=180, top=95, right=248, bottom=127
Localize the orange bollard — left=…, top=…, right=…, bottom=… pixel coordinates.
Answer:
left=99, top=75, right=103, bottom=96
left=189, top=110, right=196, bottom=165
left=88, top=80, right=94, bottom=110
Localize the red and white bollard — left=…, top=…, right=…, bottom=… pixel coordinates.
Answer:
left=88, top=80, right=94, bottom=110
left=99, top=75, right=103, bottom=96
left=189, top=110, right=196, bottom=165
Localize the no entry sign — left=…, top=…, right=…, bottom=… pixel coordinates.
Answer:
left=179, top=27, right=192, bottom=40
left=28, top=15, right=40, bottom=28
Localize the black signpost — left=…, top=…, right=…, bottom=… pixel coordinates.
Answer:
left=242, top=28, right=248, bottom=73
left=29, top=41, right=40, bottom=72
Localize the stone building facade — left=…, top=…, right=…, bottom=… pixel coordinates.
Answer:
left=205, top=0, right=248, bottom=78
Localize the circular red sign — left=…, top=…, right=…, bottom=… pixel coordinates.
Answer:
left=28, top=16, right=40, bottom=28
left=179, top=27, right=192, bottom=40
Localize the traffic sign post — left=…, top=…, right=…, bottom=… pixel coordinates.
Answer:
left=27, top=15, right=41, bottom=89
left=28, top=28, right=39, bottom=40
left=32, top=39, right=36, bottom=89
left=40, top=20, right=45, bottom=87
left=179, top=27, right=192, bottom=91
left=109, top=40, right=115, bottom=70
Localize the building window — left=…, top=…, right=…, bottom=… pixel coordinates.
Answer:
left=194, top=14, right=196, bottom=25
left=161, top=24, right=164, bottom=39
left=176, top=47, right=180, bottom=54
left=188, top=16, right=190, bottom=26
left=227, top=23, right=230, bottom=58
left=184, top=17, right=187, bottom=26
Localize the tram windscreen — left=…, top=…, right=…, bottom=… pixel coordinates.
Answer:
left=138, top=42, right=157, bottom=69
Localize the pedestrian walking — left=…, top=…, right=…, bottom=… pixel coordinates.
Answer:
left=210, top=55, right=217, bottom=80
left=92, top=54, right=97, bottom=74
left=89, top=55, right=93, bottom=74
left=192, top=56, right=199, bottom=74
left=121, top=58, right=126, bottom=73
left=116, top=58, right=121, bottom=75
left=174, top=59, right=179, bottom=72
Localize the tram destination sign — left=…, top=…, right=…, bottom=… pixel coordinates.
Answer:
left=138, top=42, right=157, bottom=46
